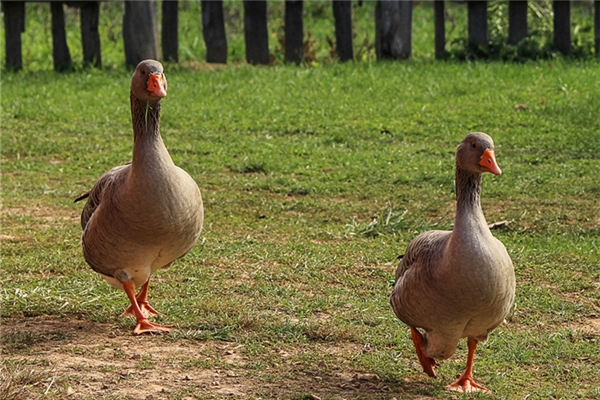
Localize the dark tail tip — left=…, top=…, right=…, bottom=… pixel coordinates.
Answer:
left=74, top=191, right=90, bottom=203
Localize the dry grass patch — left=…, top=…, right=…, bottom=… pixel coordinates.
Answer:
left=1, top=204, right=78, bottom=232
left=0, top=316, right=425, bottom=399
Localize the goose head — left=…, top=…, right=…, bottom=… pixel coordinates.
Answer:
left=131, top=59, right=168, bottom=103
left=456, top=132, right=502, bottom=176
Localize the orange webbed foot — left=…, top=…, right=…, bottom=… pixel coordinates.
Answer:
left=410, top=327, right=437, bottom=378
left=132, top=318, right=173, bottom=335
left=120, top=301, right=161, bottom=318
left=444, top=337, right=490, bottom=393
left=122, top=280, right=172, bottom=335
left=120, top=279, right=162, bottom=318
left=445, top=376, right=491, bottom=393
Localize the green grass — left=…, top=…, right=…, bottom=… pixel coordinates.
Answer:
left=2, top=59, right=599, bottom=399
left=1, top=3, right=600, bottom=396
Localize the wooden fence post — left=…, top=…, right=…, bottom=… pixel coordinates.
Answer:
left=80, top=1, right=102, bottom=68
left=285, top=0, right=304, bottom=64
left=51, top=2, right=72, bottom=72
left=2, top=1, right=25, bottom=71
left=375, top=0, right=413, bottom=60
left=162, top=0, right=178, bottom=62
left=333, top=0, right=354, bottom=62
left=553, top=1, right=571, bottom=55
left=468, top=1, right=488, bottom=50
left=594, top=0, right=600, bottom=56
left=434, top=0, right=445, bottom=59
left=243, top=0, right=269, bottom=65
left=508, top=1, right=527, bottom=45
left=123, top=0, right=159, bottom=68
left=201, top=0, right=228, bottom=64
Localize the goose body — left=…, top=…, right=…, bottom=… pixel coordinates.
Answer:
left=78, top=60, right=204, bottom=335
left=390, top=132, right=515, bottom=392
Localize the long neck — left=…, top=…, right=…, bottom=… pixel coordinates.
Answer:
left=130, top=92, right=173, bottom=170
left=453, top=163, right=488, bottom=234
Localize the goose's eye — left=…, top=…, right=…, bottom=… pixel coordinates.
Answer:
left=141, top=69, right=146, bottom=75
left=471, top=143, right=477, bottom=149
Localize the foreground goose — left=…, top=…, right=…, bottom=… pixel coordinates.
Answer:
left=76, top=60, right=204, bottom=335
left=390, top=132, right=515, bottom=393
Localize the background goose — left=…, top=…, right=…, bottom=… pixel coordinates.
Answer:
left=390, top=132, right=515, bottom=393
left=77, top=59, right=204, bottom=335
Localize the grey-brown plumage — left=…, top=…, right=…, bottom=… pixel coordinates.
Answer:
left=77, top=60, right=204, bottom=335
left=390, top=132, right=515, bottom=393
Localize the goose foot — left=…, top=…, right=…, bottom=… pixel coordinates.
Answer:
left=133, top=318, right=173, bottom=335
left=410, top=326, right=437, bottom=378
left=122, top=280, right=172, bottom=335
left=444, top=337, right=490, bottom=393
left=445, top=376, right=490, bottom=393
left=120, top=279, right=161, bottom=318
left=121, top=301, right=160, bottom=318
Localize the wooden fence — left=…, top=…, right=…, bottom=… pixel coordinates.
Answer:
left=2, top=0, right=600, bottom=71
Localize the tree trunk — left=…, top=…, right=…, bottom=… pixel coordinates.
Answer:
left=434, top=0, right=445, bottom=59
left=2, top=1, right=25, bottom=71
left=508, top=1, right=527, bottom=45
left=375, top=0, right=413, bottom=60
left=201, top=0, right=228, bottom=64
left=123, top=0, right=159, bottom=68
left=468, top=1, right=488, bottom=50
left=162, top=0, right=178, bottom=62
left=51, top=2, right=72, bottom=72
left=594, top=0, right=600, bottom=56
left=553, top=1, right=571, bottom=55
left=333, top=0, right=353, bottom=62
left=243, top=0, right=269, bottom=65
left=80, top=1, right=102, bottom=68
left=285, top=0, right=303, bottom=64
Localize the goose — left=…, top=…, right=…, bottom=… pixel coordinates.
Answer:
left=76, top=59, right=204, bottom=335
left=390, top=132, right=515, bottom=393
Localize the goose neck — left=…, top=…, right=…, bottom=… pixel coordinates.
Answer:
left=454, top=165, right=487, bottom=230
left=130, top=93, right=172, bottom=168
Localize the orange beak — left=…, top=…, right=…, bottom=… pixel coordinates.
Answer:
left=479, top=149, right=502, bottom=175
left=147, top=73, right=167, bottom=98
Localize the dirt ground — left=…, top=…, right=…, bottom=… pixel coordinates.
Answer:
left=0, top=316, right=431, bottom=400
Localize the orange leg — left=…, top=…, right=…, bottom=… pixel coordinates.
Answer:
left=410, top=327, right=437, bottom=378
left=122, top=280, right=172, bottom=335
left=445, top=337, right=491, bottom=393
left=120, top=279, right=160, bottom=318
